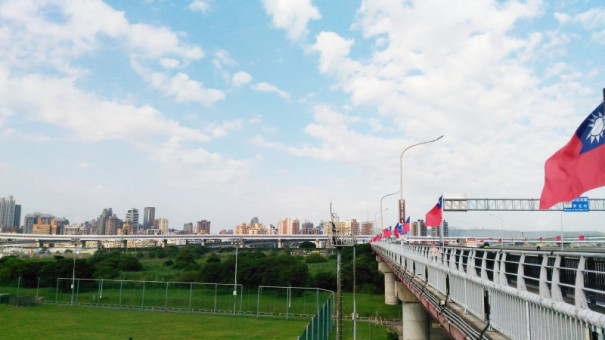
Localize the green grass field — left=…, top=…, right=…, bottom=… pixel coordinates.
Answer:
left=0, top=304, right=309, bottom=339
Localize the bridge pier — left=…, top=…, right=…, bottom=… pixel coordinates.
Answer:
left=377, top=257, right=398, bottom=305
left=200, top=239, right=205, bottom=247
left=38, top=240, right=44, bottom=248
left=397, top=282, right=430, bottom=340
left=163, top=239, right=168, bottom=248
left=122, top=240, right=128, bottom=248
left=80, top=240, right=86, bottom=248
left=97, top=241, right=103, bottom=249
left=277, top=239, right=282, bottom=248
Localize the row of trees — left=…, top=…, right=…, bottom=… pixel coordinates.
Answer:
left=0, top=244, right=384, bottom=293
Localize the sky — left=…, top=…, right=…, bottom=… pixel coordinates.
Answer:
left=1, top=0, right=605, bottom=233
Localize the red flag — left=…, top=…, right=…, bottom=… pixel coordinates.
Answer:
left=540, top=102, right=605, bottom=209
left=556, top=236, right=562, bottom=241
left=425, top=196, right=443, bottom=227
left=498, top=238, right=502, bottom=243
left=383, top=227, right=392, bottom=238
left=394, top=225, right=399, bottom=238
left=539, top=237, right=543, bottom=242
left=579, top=235, right=585, bottom=241
left=402, top=217, right=411, bottom=234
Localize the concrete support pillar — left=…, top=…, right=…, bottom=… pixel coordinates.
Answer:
left=277, top=239, right=282, bottom=248
left=38, top=240, right=44, bottom=248
left=122, top=240, right=128, bottom=248
left=200, top=239, right=205, bottom=247
left=162, top=239, right=168, bottom=248
left=378, top=261, right=398, bottom=305
left=314, top=239, right=321, bottom=248
left=80, top=240, right=87, bottom=248
left=97, top=241, right=103, bottom=249
left=397, top=282, right=430, bottom=340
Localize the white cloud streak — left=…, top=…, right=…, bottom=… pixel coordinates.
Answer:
left=251, top=82, right=290, bottom=99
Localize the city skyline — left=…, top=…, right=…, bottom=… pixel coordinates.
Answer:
left=1, top=1, right=605, bottom=232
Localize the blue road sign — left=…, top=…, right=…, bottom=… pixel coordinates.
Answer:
left=563, top=196, right=589, bottom=212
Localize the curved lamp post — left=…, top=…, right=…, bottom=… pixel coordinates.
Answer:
left=381, top=191, right=399, bottom=230
left=399, top=135, right=444, bottom=223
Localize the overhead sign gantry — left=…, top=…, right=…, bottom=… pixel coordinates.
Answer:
left=442, top=197, right=605, bottom=211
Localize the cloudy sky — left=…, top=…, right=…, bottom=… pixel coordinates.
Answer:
left=1, top=0, right=604, bottom=233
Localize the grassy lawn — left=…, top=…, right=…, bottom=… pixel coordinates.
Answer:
left=0, top=304, right=309, bottom=340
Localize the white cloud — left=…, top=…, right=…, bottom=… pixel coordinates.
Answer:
left=573, top=7, right=605, bottom=30
left=232, top=71, right=252, bottom=87
left=160, top=58, right=181, bottom=69
left=188, top=0, right=211, bottom=14
left=251, top=82, right=290, bottom=99
left=203, top=119, right=244, bottom=138
left=0, top=0, right=204, bottom=72
left=262, top=0, right=321, bottom=41
left=150, top=72, right=225, bottom=106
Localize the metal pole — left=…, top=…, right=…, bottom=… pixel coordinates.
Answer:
left=70, top=238, right=77, bottom=306
left=119, top=281, right=123, bottom=306
left=233, top=240, right=238, bottom=315
left=399, top=135, right=444, bottom=224
left=380, top=191, right=399, bottom=230
left=490, top=213, right=504, bottom=248
left=257, top=286, right=261, bottom=318
left=336, top=247, right=342, bottom=340
left=36, top=277, right=40, bottom=298
left=353, top=245, right=357, bottom=340
left=400, top=135, right=444, bottom=200
left=165, top=281, right=169, bottom=310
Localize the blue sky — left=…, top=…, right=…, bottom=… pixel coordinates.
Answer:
left=1, top=0, right=605, bottom=233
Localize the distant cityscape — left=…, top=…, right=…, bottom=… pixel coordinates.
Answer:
left=0, top=195, right=449, bottom=237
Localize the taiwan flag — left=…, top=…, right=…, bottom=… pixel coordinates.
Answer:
left=540, top=101, right=605, bottom=209
left=383, top=227, right=392, bottom=239
left=402, top=217, right=411, bottom=235
left=394, top=223, right=401, bottom=238
left=425, top=196, right=443, bottom=227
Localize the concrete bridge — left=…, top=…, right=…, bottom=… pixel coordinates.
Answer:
left=372, top=241, right=605, bottom=340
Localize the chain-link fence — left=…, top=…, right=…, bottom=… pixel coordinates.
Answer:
left=298, top=294, right=333, bottom=340
left=0, top=277, right=334, bottom=320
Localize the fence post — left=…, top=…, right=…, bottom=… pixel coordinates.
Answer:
left=165, top=281, right=169, bottom=310
left=36, top=277, right=40, bottom=298
left=257, top=286, right=261, bottom=318
left=189, top=282, right=193, bottom=311
left=142, top=281, right=146, bottom=308
left=55, top=278, right=59, bottom=304
left=119, top=281, right=123, bottom=306
left=16, top=276, right=21, bottom=307
left=214, top=283, right=217, bottom=314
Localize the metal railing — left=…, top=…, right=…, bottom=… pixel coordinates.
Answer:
left=373, top=242, right=605, bottom=340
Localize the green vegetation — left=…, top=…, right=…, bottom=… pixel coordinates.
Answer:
left=0, top=304, right=308, bottom=339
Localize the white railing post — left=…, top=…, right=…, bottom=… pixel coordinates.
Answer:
left=551, top=255, right=563, bottom=301
left=575, top=256, right=588, bottom=309
left=517, top=254, right=527, bottom=291
left=539, top=255, right=551, bottom=298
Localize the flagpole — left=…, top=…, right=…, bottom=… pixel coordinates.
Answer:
left=439, top=194, right=444, bottom=247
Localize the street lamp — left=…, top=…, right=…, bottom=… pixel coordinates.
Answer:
left=380, top=192, right=399, bottom=230
left=399, top=135, right=444, bottom=223
left=373, top=209, right=388, bottom=235
left=489, top=213, right=504, bottom=248
left=70, top=238, right=79, bottom=306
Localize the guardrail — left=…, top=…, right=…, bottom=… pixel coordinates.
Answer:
left=373, top=242, right=605, bottom=340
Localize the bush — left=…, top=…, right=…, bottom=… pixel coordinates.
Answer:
left=304, top=253, right=327, bottom=263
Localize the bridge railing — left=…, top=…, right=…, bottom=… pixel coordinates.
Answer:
left=373, top=242, right=605, bottom=340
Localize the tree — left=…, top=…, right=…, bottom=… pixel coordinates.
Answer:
left=299, top=241, right=316, bottom=249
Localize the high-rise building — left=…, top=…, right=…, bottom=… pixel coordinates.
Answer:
left=278, top=217, right=299, bottom=235
left=324, top=219, right=358, bottom=236
left=13, top=204, right=21, bottom=229
left=98, top=208, right=112, bottom=235
left=125, top=208, right=139, bottom=233
left=0, top=196, right=16, bottom=230
left=183, top=222, right=193, bottom=233
left=417, top=219, right=427, bottom=236
left=105, top=215, right=122, bottom=235
left=235, top=223, right=250, bottom=235
left=251, top=217, right=259, bottom=225
left=443, top=220, right=449, bottom=237
left=157, top=218, right=169, bottom=234
left=24, top=213, right=55, bottom=234
left=196, top=220, right=211, bottom=234
left=143, top=207, right=155, bottom=230
left=361, top=221, right=373, bottom=235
